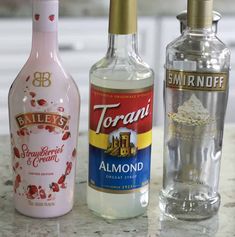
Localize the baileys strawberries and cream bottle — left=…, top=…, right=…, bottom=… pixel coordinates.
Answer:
left=8, top=0, right=80, bottom=218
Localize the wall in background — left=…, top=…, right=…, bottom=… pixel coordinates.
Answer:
left=0, top=0, right=234, bottom=17
left=0, top=16, right=235, bottom=135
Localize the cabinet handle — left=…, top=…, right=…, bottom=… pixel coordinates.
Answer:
left=59, top=44, right=76, bottom=52
left=59, top=43, right=85, bottom=52
left=228, top=42, right=235, bottom=49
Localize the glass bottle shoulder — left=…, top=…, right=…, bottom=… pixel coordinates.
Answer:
left=90, top=54, right=154, bottom=89
left=166, top=30, right=231, bottom=72
left=9, top=58, right=80, bottom=103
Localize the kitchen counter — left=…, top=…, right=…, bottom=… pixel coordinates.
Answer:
left=0, top=126, right=235, bottom=237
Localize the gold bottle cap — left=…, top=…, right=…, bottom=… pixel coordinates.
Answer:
left=187, top=0, right=213, bottom=29
left=109, top=0, right=137, bottom=35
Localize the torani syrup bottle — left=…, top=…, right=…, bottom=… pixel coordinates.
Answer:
left=159, top=0, right=230, bottom=220
left=8, top=0, right=80, bottom=218
left=87, top=0, right=154, bottom=219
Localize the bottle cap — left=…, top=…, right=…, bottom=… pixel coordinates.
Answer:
left=187, top=0, right=213, bottom=28
left=109, top=0, right=137, bottom=35
left=177, top=10, right=221, bottom=33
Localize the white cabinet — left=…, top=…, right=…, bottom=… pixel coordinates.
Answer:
left=217, top=17, right=235, bottom=123
left=0, top=16, right=234, bottom=135
left=155, top=17, right=179, bottom=126
left=0, top=18, right=158, bottom=135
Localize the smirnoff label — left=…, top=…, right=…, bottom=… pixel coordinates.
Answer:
left=166, top=69, right=228, bottom=91
left=89, top=85, right=153, bottom=194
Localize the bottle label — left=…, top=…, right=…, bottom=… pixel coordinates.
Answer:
left=10, top=71, right=79, bottom=214
left=166, top=69, right=228, bottom=92
left=89, top=85, right=153, bottom=193
left=33, top=1, right=58, bottom=32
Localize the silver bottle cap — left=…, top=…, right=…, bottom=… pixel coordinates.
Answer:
left=177, top=11, right=221, bottom=33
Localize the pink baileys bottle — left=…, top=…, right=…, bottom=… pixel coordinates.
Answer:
left=8, top=0, right=80, bottom=218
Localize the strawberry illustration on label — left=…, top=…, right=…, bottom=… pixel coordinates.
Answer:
left=62, top=132, right=71, bottom=141
left=64, top=125, right=69, bottom=130
left=14, top=174, right=22, bottom=193
left=45, top=125, right=55, bottom=133
left=20, top=130, right=25, bottom=136
left=30, top=92, right=36, bottom=98
left=26, top=76, right=30, bottom=82
left=37, top=125, right=44, bottom=129
left=23, top=129, right=29, bottom=136
left=31, top=100, right=36, bottom=107
left=39, top=189, right=46, bottom=199
left=13, top=147, right=20, bottom=158
left=50, top=182, right=59, bottom=192
left=27, top=185, right=38, bottom=199
left=15, top=162, right=19, bottom=169
left=60, top=183, right=66, bottom=189
left=49, top=15, right=55, bottom=22
left=34, top=14, right=40, bottom=21
left=16, top=174, right=21, bottom=183
left=37, top=99, right=47, bottom=106
left=58, top=107, right=64, bottom=112
left=14, top=183, right=19, bottom=193
left=65, top=162, right=72, bottom=176
left=72, top=148, right=77, bottom=158
left=58, top=175, right=66, bottom=185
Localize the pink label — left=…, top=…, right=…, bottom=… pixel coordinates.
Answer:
left=9, top=69, right=79, bottom=217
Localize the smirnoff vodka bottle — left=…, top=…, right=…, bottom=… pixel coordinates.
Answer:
left=87, top=0, right=154, bottom=219
left=8, top=0, right=80, bottom=218
left=159, top=0, right=230, bottom=220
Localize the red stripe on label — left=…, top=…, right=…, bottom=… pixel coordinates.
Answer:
left=90, top=85, right=153, bottom=134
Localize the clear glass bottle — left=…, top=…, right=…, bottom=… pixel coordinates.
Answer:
left=159, top=0, right=230, bottom=220
left=8, top=0, right=80, bottom=218
left=87, top=0, right=154, bottom=219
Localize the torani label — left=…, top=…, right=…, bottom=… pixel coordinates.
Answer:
left=89, top=85, right=153, bottom=194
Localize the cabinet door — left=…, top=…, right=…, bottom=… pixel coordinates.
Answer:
left=217, top=17, right=235, bottom=123
left=0, top=20, right=31, bottom=135
left=157, top=17, right=179, bottom=126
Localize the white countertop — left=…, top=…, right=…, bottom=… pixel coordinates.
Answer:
left=0, top=126, right=235, bottom=236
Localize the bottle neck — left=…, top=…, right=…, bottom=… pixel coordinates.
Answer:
left=30, top=0, right=59, bottom=59
left=184, top=26, right=215, bottom=37
left=107, top=34, right=138, bottom=58
left=187, top=0, right=213, bottom=29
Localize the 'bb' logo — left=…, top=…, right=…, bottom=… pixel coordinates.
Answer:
left=33, top=72, right=52, bottom=87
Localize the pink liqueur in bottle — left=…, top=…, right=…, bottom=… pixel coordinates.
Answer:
left=8, top=0, right=80, bottom=218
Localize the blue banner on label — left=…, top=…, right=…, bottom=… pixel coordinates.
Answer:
left=89, top=144, right=151, bottom=193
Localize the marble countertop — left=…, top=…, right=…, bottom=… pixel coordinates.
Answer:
left=0, top=126, right=235, bottom=237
